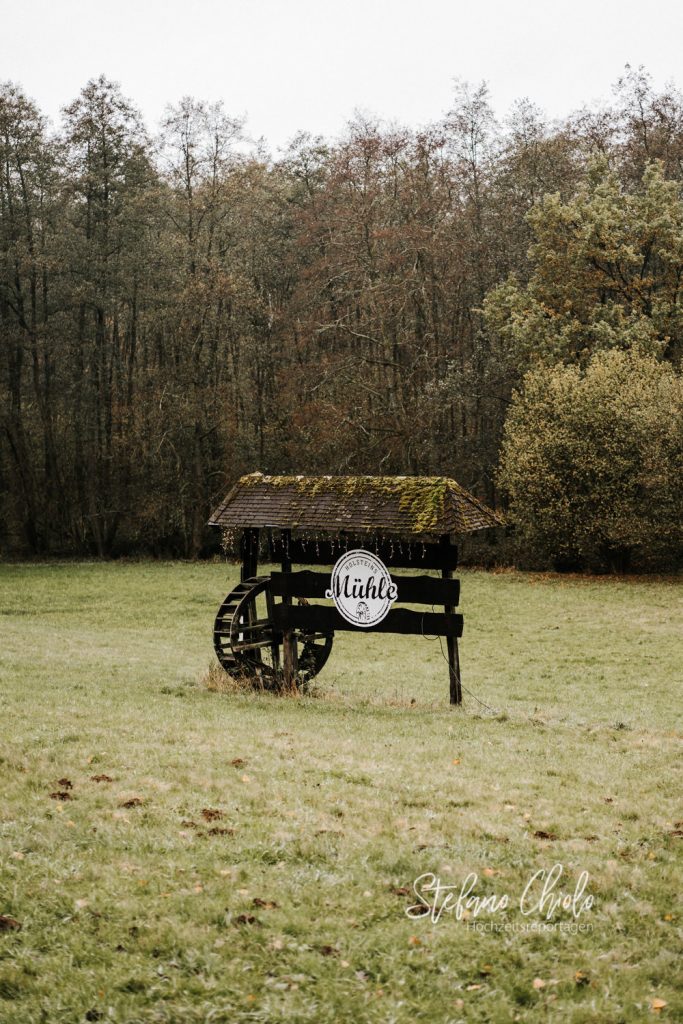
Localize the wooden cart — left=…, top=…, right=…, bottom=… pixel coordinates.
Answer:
left=208, top=474, right=502, bottom=704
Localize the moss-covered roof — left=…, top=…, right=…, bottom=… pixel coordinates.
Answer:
left=208, top=473, right=503, bottom=538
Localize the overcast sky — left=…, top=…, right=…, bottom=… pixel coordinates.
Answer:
left=2, top=0, right=682, bottom=149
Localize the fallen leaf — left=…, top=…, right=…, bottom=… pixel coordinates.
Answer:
left=533, top=978, right=546, bottom=990
left=389, top=886, right=410, bottom=896
left=119, top=798, right=143, bottom=809
left=604, top=797, right=614, bottom=804
left=651, top=997, right=668, bottom=1012
left=49, top=791, right=73, bottom=801
left=534, top=830, right=558, bottom=841
left=90, top=774, right=113, bottom=783
left=57, top=778, right=73, bottom=790
left=479, top=964, right=493, bottom=976
left=235, top=913, right=259, bottom=925
left=252, top=897, right=278, bottom=909
left=316, top=944, right=339, bottom=957
left=574, top=970, right=589, bottom=986
left=668, top=829, right=683, bottom=838
left=452, top=758, right=461, bottom=765
left=482, top=868, right=496, bottom=878
left=230, top=758, right=246, bottom=768
left=201, top=808, right=222, bottom=822
left=0, top=915, right=21, bottom=931
left=408, top=935, right=421, bottom=946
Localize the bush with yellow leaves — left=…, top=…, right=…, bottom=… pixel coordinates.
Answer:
left=499, top=350, right=683, bottom=572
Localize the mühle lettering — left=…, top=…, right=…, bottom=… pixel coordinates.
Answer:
left=326, top=572, right=397, bottom=602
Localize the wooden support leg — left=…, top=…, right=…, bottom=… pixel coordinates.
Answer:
left=445, top=632, right=462, bottom=705
left=240, top=529, right=262, bottom=665
left=240, top=528, right=260, bottom=582
left=440, top=534, right=462, bottom=705
left=265, top=584, right=280, bottom=672
left=281, top=529, right=298, bottom=689
left=282, top=630, right=298, bottom=689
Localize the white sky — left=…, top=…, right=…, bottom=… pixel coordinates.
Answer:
left=2, top=0, right=682, bottom=150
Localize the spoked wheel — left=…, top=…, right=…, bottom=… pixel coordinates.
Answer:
left=213, top=576, right=333, bottom=682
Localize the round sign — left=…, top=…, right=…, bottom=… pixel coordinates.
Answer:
left=325, top=549, right=398, bottom=628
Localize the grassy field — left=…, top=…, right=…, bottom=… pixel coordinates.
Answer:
left=0, top=561, right=681, bottom=1023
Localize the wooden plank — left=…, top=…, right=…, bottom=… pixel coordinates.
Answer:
left=272, top=603, right=463, bottom=638
left=271, top=570, right=460, bottom=607
left=233, top=618, right=276, bottom=633
left=232, top=637, right=278, bottom=652
left=268, top=536, right=459, bottom=571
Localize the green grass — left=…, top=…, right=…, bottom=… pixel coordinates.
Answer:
left=0, top=561, right=681, bottom=1023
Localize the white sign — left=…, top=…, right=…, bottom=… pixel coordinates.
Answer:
left=325, top=549, right=398, bottom=628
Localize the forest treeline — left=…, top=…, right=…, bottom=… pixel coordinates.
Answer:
left=1, top=68, right=682, bottom=565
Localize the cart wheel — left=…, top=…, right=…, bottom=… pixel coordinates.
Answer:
left=213, top=576, right=333, bottom=681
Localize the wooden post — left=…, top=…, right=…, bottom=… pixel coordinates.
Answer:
left=240, top=528, right=262, bottom=666
left=440, top=533, right=462, bottom=705
left=280, top=529, right=298, bottom=687
left=240, top=528, right=259, bottom=582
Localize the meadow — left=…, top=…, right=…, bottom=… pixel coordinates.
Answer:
left=0, top=561, right=681, bottom=1023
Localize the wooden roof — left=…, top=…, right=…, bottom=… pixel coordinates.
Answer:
left=208, top=473, right=503, bottom=539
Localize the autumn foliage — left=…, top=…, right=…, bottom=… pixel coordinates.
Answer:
left=1, top=69, right=682, bottom=567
